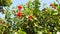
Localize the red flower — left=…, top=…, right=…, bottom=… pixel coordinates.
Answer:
left=54, top=6, right=56, bottom=9
left=18, top=6, right=22, bottom=10
left=17, top=12, right=22, bottom=18
left=50, top=4, right=53, bottom=6
left=28, top=15, right=33, bottom=20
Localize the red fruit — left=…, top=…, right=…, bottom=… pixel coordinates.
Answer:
left=28, top=16, right=33, bottom=20
left=18, top=6, right=22, bottom=10
left=17, top=12, right=22, bottom=18
left=54, top=6, right=56, bottom=9
left=50, top=4, right=53, bottom=6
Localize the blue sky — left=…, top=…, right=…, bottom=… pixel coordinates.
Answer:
left=11, top=0, right=54, bottom=6
left=11, top=0, right=28, bottom=7
left=10, top=0, right=55, bottom=10
left=11, top=0, right=59, bottom=9
left=11, top=0, right=60, bottom=7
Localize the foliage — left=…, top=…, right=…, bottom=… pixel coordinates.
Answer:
left=0, top=0, right=12, bottom=6
left=0, top=0, right=60, bottom=34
